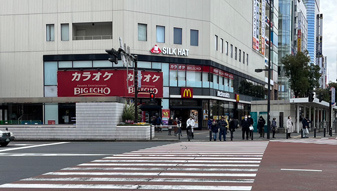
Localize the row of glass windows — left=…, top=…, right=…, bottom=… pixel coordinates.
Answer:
left=46, top=24, right=69, bottom=41
left=215, top=35, right=249, bottom=65
left=44, top=61, right=233, bottom=92
left=138, top=23, right=199, bottom=46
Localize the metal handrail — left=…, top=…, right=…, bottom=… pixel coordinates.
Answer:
left=73, top=35, right=112, bottom=40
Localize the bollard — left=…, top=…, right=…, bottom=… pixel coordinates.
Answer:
left=314, top=128, right=316, bottom=138
left=329, top=128, right=332, bottom=136
left=150, top=125, right=153, bottom=141
left=301, top=129, right=304, bottom=138
left=286, top=129, right=288, bottom=139
left=323, top=128, right=326, bottom=137
left=251, top=131, right=253, bottom=140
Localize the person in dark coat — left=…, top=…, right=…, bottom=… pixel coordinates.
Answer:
left=241, top=115, right=250, bottom=140
left=302, top=117, right=309, bottom=138
left=208, top=116, right=213, bottom=141
left=218, top=116, right=228, bottom=141
left=168, top=117, right=173, bottom=135
left=211, top=118, right=219, bottom=141
left=229, top=118, right=238, bottom=141
left=257, top=116, right=266, bottom=138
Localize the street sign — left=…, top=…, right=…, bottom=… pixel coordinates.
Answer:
left=137, top=70, right=142, bottom=89
left=330, top=87, right=335, bottom=104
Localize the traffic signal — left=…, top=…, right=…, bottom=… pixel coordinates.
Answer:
left=319, top=92, right=323, bottom=102
left=308, top=91, right=314, bottom=102
left=150, top=93, right=155, bottom=101
left=105, top=48, right=119, bottom=64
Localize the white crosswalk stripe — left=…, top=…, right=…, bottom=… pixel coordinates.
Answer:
left=0, top=142, right=268, bottom=190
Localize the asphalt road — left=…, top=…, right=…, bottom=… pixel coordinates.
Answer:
left=0, top=142, right=170, bottom=185
left=0, top=139, right=336, bottom=190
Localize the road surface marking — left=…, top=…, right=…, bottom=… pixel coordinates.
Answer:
left=0, top=184, right=252, bottom=190
left=22, top=177, right=255, bottom=183
left=0, top=153, right=109, bottom=157
left=79, top=163, right=260, bottom=167
left=62, top=167, right=259, bottom=172
left=0, top=142, right=68, bottom=153
left=104, top=156, right=262, bottom=160
left=44, top=171, right=257, bottom=177
left=93, top=159, right=261, bottom=163
left=281, top=168, right=322, bottom=172
left=113, top=154, right=263, bottom=157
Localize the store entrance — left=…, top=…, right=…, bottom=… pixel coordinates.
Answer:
left=171, top=108, right=201, bottom=130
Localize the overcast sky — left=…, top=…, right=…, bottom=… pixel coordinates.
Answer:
left=321, top=0, right=336, bottom=83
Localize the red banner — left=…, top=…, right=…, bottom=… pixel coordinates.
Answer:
left=58, top=70, right=163, bottom=98
left=170, top=64, right=186, bottom=71
left=186, top=65, right=202, bottom=72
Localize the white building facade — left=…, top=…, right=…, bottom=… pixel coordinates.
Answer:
left=0, top=0, right=266, bottom=127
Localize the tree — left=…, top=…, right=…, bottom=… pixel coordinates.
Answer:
left=281, top=51, right=320, bottom=98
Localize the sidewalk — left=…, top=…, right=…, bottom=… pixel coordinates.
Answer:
left=152, top=128, right=336, bottom=142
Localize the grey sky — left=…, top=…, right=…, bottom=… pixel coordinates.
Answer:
left=321, top=0, right=336, bottom=83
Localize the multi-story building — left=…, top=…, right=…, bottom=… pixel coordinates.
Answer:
left=278, top=0, right=293, bottom=99
left=0, top=0, right=266, bottom=128
left=265, top=0, right=279, bottom=100
left=304, top=0, right=320, bottom=64
left=294, top=0, right=308, bottom=53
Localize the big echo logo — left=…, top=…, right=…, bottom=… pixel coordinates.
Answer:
left=181, top=88, right=193, bottom=98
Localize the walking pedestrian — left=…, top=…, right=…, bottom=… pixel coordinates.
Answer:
left=241, top=115, right=250, bottom=140
left=208, top=116, right=213, bottom=141
left=186, top=116, right=195, bottom=139
left=248, top=115, right=254, bottom=138
left=271, top=118, right=277, bottom=138
left=286, top=116, right=293, bottom=138
left=168, top=117, right=173, bottom=135
left=211, top=118, right=219, bottom=141
left=302, top=117, right=309, bottom=138
left=218, top=116, right=228, bottom=141
left=229, top=118, right=238, bottom=141
left=257, top=116, right=266, bottom=138
left=156, top=115, right=163, bottom=132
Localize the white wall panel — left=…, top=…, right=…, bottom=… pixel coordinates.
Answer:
left=92, top=0, right=113, bottom=11
left=58, top=0, right=72, bottom=13
left=28, top=14, right=44, bottom=51
left=0, top=16, right=15, bottom=52
left=0, top=0, right=14, bottom=15
left=72, top=0, right=92, bottom=12
left=28, top=0, right=43, bottom=14
left=13, top=0, right=29, bottom=15
left=42, top=0, right=58, bottom=13
left=14, top=15, right=29, bottom=52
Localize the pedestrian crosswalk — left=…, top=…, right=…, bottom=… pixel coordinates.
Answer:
left=0, top=142, right=268, bottom=190
left=271, top=138, right=337, bottom=145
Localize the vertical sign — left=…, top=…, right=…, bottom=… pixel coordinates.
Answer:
left=331, top=87, right=335, bottom=105
left=297, top=29, right=301, bottom=52
left=137, top=70, right=142, bottom=88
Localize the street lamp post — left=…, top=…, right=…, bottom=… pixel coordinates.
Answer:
left=255, top=0, right=272, bottom=139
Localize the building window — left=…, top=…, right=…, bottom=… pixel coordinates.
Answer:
left=230, top=44, right=233, bottom=58
left=239, top=49, right=241, bottom=62
left=235, top=47, right=237, bottom=60
left=190, top=29, right=199, bottom=46
left=174, top=27, right=182, bottom=44
left=247, top=53, right=249, bottom=65
left=220, top=38, right=223, bottom=53
left=156, top=25, right=165, bottom=43
left=61, top=24, right=69, bottom=41
left=226, top=41, right=228, bottom=55
left=138, top=23, right=147, bottom=41
left=215, top=35, right=218, bottom=51
left=243, top=51, right=245, bottom=64
left=46, top=24, right=55, bottom=41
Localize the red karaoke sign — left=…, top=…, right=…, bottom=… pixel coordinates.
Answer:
left=58, top=70, right=163, bottom=98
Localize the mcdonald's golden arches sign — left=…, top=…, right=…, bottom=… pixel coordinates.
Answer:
left=181, top=88, right=193, bottom=98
